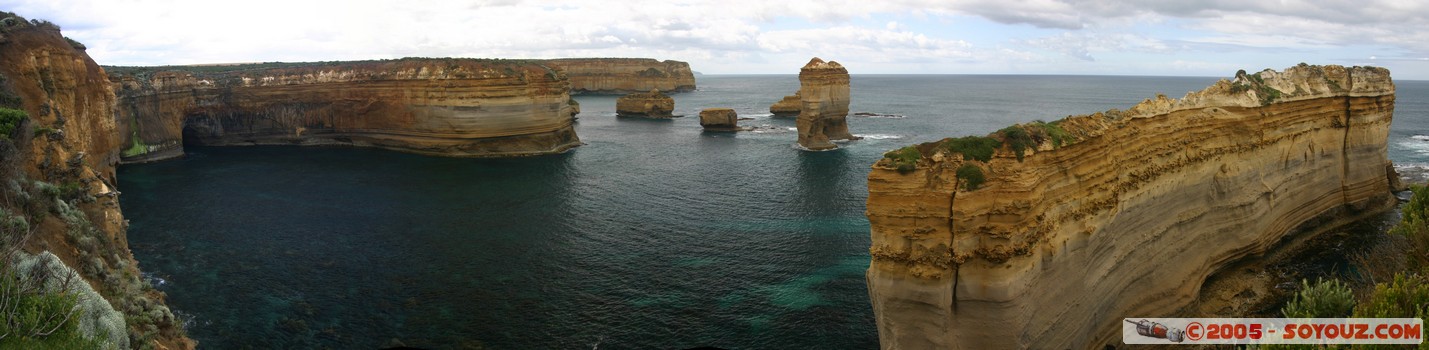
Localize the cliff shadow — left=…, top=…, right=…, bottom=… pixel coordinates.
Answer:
left=792, top=149, right=860, bottom=217
left=120, top=145, right=586, bottom=348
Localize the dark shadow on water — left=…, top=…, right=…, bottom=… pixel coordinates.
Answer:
left=121, top=144, right=586, bottom=349
left=794, top=149, right=854, bottom=216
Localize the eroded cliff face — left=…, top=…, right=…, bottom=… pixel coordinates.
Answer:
left=865, top=64, right=1396, bottom=349
left=541, top=58, right=696, bottom=94
left=796, top=58, right=857, bottom=150
left=0, top=14, right=193, bottom=349
left=109, top=59, right=582, bottom=162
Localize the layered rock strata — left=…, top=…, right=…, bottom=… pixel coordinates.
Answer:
left=0, top=13, right=194, bottom=348
left=108, top=58, right=582, bottom=162
left=796, top=58, right=858, bottom=150
left=615, top=89, right=676, bottom=118
left=541, top=58, right=695, bottom=94
left=699, top=108, right=742, bottom=131
left=770, top=93, right=800, bottom=117
left=865, top=64, right=1396, bottom=349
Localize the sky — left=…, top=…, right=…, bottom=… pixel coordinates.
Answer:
left=5, top=0, right=1429, bottom=79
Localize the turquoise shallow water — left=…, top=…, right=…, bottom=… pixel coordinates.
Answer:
left=119, top=75, right=1429, bottom=349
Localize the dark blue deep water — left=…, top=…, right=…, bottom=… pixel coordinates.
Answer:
left=119, top=75, right=1429, bottom=349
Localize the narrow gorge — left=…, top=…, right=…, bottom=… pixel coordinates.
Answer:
left=865, top=64, right=1397, bottom=348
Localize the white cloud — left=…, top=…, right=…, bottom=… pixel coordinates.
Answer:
left=1020, top=32, right=1172, bottom=61
left=3, top=0, right=1428, bottom=77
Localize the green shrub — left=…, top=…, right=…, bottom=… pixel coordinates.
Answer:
left=0, top=74, right=21, bottom=110
left=956, top=164, right=986, bottom=190
left=1239, top=72, right=1285, bottom=106
left=1033, top=121, right=1072, bottom=148
left=1354, top=272, right=1429, bottom=319
left=64, top=37, right=85, bottom=50
left=938, top=136, right=1001, bottom=162
left=1, top=252, right=113, bottom=349
left=884, top=146, right=920, bottom=173
left=1392, top=185, right=1429, bottom=269
left=999, top=125, right=1032, bottom=162
left=0, top=107, right=27, bottom=140
left=1282, top=278, right=1355, bottom=318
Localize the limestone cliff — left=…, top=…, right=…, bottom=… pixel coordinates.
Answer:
left=0, top=12, right=193, bottom=349
left=796, top=58, right=857, bottom=150
left=865, top=64, right=1396, bottom=349
left=541, top=58, right=695, bottom=94
left=615, top=89, right=676, bottom=118
left=770, top=93, right=800, bottom=117
left=108, top=58, right=582, bottom=162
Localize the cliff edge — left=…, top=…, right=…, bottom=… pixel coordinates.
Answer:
left=541, top=58, right=696, bottom=94
left=108, top=58, right=582, bottom=163
left=865, top=64, right=1396, bottom=349
left=0, top=12, right=194, bottom=349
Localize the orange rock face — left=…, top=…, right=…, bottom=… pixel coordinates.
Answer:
left=796, top=58, right=858, bottom=150
left=865, top=64, right=1396, bottom=349
left=0, top=14, right=194, bottom=349
left=769, top=93, right=800, bottom=117
left=541, top=58, right=696, bottom=94
left=698, top=108, right=739, bottom=131
left=109, top=58, right=582, bottom=162
left=615, top=89, right=676, bottom=118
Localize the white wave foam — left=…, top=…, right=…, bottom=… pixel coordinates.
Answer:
left=1397, top=139, right=1429, bottom=156
left=791, top=143, right=839, bottom=152
left=855, top=134, right=903, bottom=140
left=748, top=125, right=793, bottom=134
left=1412, top=135, right=1429, bottom=141
left=852, top=112, right=907, bottom=118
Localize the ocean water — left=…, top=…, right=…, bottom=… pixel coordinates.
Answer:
left=119, top=75, right=1429, bottom=349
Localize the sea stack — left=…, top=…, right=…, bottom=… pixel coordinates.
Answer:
left=616, top=89, right=676, bottom=118
left=769, top=93, right=801, bottom=117
left=864, top=64, right=1397, bottom=349
left=796, top=57, right=858, bottom=150
left=699, top=108, right=740, bottom=131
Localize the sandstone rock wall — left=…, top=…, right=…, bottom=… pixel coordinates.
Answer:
left=0, top=13, right=194, bottom=348
left=770, top=93, right=800, bottom=117
left=541, top=58, right=695, bottom=94
left=797, top=58, right=857, bottom=150
left=865, top=64, right=1396, bottom=349
left=109, top=58, right=582, bottom=162
left=699, top=108, right=739, bottom=131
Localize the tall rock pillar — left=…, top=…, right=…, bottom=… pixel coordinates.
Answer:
left=796, top=57, right=858, bottom=150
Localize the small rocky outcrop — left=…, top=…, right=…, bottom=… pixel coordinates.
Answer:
left=615, top=89, right=676, bottom=118
left=699, top=108, right=744, bottom=131
left=769, top=93, right=800, bottom=117
left=795, top=57, right=859, bottom=150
